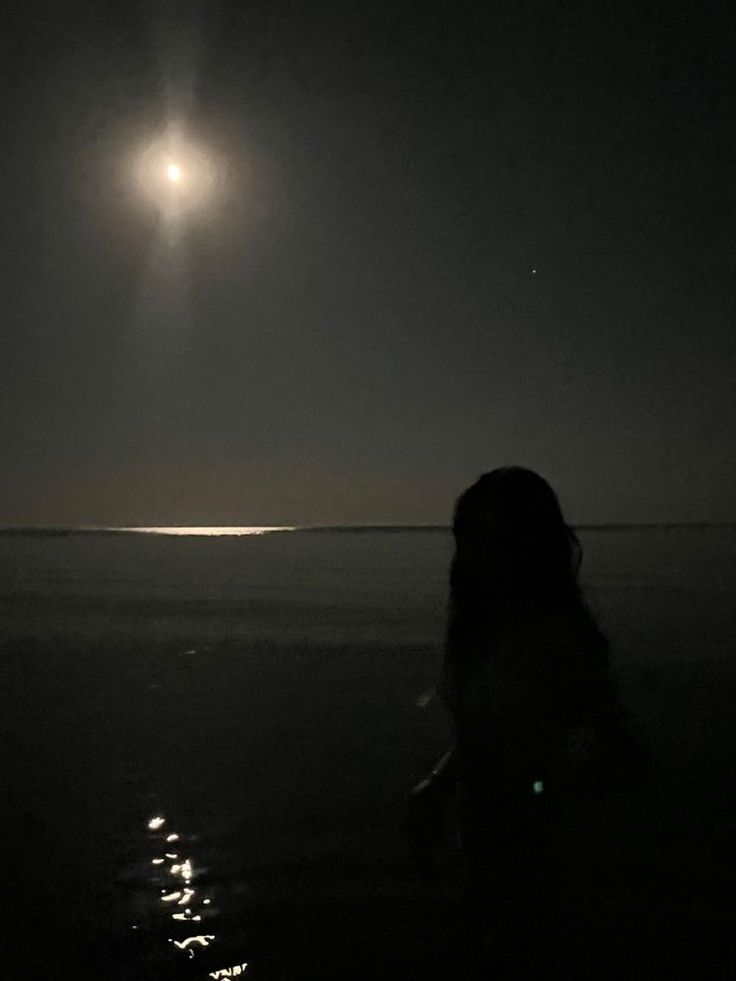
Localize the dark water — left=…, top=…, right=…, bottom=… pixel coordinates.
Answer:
left=1, top=527, right=735, bottom=978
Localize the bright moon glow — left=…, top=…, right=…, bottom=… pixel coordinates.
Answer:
left=134, top=126, right=218, bottom=218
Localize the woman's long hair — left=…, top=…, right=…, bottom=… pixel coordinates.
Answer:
left=440, top=467, right=606, bottom=709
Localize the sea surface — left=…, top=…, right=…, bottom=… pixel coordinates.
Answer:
left=1, top=525, right=735, bottom=979
left=2, top=523, right=734, bottom=653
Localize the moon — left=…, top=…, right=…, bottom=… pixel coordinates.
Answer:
left=134, top=128, right=218, bottom=218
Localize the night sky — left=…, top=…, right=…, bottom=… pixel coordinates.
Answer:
left=2, top=1, right=734, bottom=526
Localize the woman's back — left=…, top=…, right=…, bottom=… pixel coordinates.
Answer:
left=452, top=607, right=615, bottom=802
left=430, top=467, right=625, bottom=973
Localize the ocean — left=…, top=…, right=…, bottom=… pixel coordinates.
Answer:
left=1, top=525, right=735, bottom=978
left=2, top=523, right=734, bottom=652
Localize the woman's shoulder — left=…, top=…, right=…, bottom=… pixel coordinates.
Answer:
left=537, top=608, right=618, bottom=723
left=495, top=608, right=612, bottom=703
left=455, top=607, right=610, bottom=704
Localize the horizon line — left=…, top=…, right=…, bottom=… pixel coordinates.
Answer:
left=0, top=520, right=735, bottom=537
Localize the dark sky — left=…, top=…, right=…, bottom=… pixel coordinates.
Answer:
left=2, top=0, right=734, bottom=525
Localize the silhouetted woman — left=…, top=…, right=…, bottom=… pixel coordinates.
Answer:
left=411, top=467, right=629, bottom=976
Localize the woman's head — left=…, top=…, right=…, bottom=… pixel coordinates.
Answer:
left=440, top=467, right=606, bottom=711
left=453, top=467, right=567, bottom=542
left=449, top=466, right=582, bottom=624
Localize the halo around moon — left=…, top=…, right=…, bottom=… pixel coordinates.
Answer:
left=135, top=127, right=217, bottom=218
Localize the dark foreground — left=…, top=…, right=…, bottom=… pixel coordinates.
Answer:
left=2, top=636, right=735, bottom=980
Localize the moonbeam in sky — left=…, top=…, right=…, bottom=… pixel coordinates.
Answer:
left=131, top=125, right=218, bottom=346
left=132, top=124, right=222, bottom=342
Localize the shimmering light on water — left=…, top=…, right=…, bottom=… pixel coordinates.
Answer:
left=116, top=526, right=296, bottom=536
left=171, top=859, right=193, bottom=881
left=142, top=814, right=227, bottom=962
left=210, top=965, right=249, bottom=978
left=172, top=934, right=215, bottom=951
